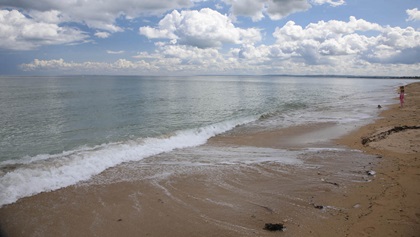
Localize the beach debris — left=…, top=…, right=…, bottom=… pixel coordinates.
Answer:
left=314, top=205, right=324, bottom=209
left=309, top=198, right=325, bottom=210
left=366, top=170, right=376, bottom=176
left=264, top=223, right=285, bottom=231
left=329, top=181, right=339, bottom=187
left=361, top=125, right=420, bottom=145
left=321, top=179, right=340, bottom=187
left=117, top=219, right=122, bottom=222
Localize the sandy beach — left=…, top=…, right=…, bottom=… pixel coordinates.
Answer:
left=330, top=81, right=420, bottom=236
left=0, top=82, right=419, bottom=237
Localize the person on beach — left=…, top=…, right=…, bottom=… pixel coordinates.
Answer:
left=399, top=86, right=405, bottom=108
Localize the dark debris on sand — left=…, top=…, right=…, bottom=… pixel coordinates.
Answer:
left=264, top=223, right=285, bottom=231
left=361, top=125, right=420, bottom=145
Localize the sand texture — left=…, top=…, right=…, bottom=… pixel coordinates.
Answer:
left=332, top=81, right=420, bottom=236
left=0, top=82, right=419, bottom=237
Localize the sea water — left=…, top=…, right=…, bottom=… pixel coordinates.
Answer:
left=0, top=75, right=414, bottom=206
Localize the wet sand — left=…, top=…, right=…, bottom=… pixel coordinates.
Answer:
left=330, top=81, right=420, bottom=236
left=0, top=82, right=419, bottom=237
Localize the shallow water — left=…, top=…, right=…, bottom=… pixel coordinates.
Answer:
left=0, top=75, right=414, bottom=206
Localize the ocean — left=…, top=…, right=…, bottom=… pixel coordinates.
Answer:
left=0, top=75, right=414, bottom=207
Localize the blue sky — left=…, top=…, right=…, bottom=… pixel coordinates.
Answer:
left=0, top=0, right=419, bottom=76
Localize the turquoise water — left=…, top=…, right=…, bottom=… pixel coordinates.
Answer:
left=0, top=75, right=413, bottom=206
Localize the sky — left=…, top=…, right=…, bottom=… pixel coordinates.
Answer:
left=0, top=0, right=419, bottom=76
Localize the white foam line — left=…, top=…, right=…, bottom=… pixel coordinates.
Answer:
left=0, top=117, right=257, bottom=207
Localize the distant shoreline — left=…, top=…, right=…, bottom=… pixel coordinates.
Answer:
left=1, top=74, right=419, bottom=79
left=264, top=74, right=420, bottom=79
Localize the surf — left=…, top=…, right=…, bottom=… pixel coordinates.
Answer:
left=0, top=116, right=257, bottom=207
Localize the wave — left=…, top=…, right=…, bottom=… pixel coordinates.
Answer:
left=0, top=116, right=257, bottom=207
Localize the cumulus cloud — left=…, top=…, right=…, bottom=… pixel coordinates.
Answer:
left=224, top=0, right=266, bottom=21
left=223, top=0, right=311, bottom=21
left=406, top=8, right=420, bottom=21
left=266, top=0, right=312, bottom=20
left=273, top=17, right=382, bottom=42
left=222, top=0, right=346, bottom=21
left=363, top=26, right=420, bottom=64
left=1, top=0, right=196, bottom=32
left=207, top=16, right=420, bottom=68
left=139, top=8, right=261, bottom=48
left=0, top=9, right=88, bottom=50
left=16, top=14, right=420, bottom=76
left=0, top=0, right=200, bottom=50
left=271, top=17, right=390, bottom=64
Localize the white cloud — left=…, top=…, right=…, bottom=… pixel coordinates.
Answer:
left=1, top=0, right=197, bottom=32
left=406, top=8, right=420, bottom=21
left=107, top=50, right=125, bottom=54
left=223, top=0, right=311, bottom=21
left=21, top=44, right=243, bottom=74
left=132, top=45, right=241, bottom=73
left=95, top=31, right=111, bottom=38
left=271, top=16, right=420, bottom=65
left=266, top=0, right=312, bottom=20
left=271, top=17, right=387, bottom=64
left=224, top=0, right=266, bottom=21
left=27, top=10, right=69, bottom=24
left=0, top=0, right=200, bottom=48
left=20, top=58, right=156, bottom=72
left=364, top=26, right=420, bottom=64
left=0, top=9, right=88, bottom=50
left=19, top=53, right=420, bottom=76
left=16, top=14, right=420, bottom=76
left=273, top=17, right=382, bottom=42
left=378, top=26, right=419, bottom=49
left=139, top=8, right=261, bottom=48
left=311, top=0, right=345, bottom=7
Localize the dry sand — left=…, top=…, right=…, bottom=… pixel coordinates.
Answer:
left=0, top=82, right=419, bottom=237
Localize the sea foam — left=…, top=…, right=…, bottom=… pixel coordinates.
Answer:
left=0, top=116, right=256, bottom=207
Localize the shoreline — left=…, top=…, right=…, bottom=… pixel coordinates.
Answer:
left=331, top=81, right=420, bottom=236
left=0, top=82, right=418, bottom=236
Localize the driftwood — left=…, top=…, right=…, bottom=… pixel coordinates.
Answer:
left=361, top=126, right=420, bottom=145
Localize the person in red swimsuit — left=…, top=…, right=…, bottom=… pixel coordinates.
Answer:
left=399, top=86, right=405, bottom=108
